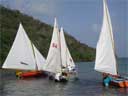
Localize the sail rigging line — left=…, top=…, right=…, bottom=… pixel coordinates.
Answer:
left=30, top=42, right=38, bottom=71
left=103, top=0, right=118, bottom=74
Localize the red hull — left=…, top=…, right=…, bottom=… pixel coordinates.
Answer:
left=110, top=79, right=128, bottom=88
left=16, top=71, right=47, bottom=78
left=21, top=71, right=42, bottom=78
left=124, top=80, right=128, bottom=87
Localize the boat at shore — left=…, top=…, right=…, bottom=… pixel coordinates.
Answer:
left=2, top=23, right=47, bottom=78
left=94, top=0, right=128, bottom=88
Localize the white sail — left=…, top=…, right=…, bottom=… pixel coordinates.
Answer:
left=67, top=47, right=75, bottom=68
left=60, top=27, right=75, bottom=68
left=60, top=27, right=67, bottom=67
left=94, top=0, right=117, bottom=75
left=44, top=18, right=62, bottom=74
left=2, top=23, right=36, bottom=70
left=33, top=44, right=46, bottom=70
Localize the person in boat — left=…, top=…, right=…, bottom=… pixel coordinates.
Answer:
left=68, top=66, right=76, bottom=74
left=61, top=71, right=68, bottom=79
left=102, top=73, right=112, bottom=87
left=54, top=72, right=62, bottom=82
left=16, top=70, right=23, bottom=78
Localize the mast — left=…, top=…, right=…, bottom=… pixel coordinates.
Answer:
left=59, top=28, right=62, bottom=73
left=30, top=42, right=38, bottom=71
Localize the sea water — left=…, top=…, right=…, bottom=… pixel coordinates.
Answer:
left=0, top=58, right=128, bottom=96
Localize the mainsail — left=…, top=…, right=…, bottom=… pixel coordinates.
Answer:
left=2, top=23, right=45, bottom=71
left=94, top=0, right=117, bottom=75
left=44, top=18, right=62, bottom=74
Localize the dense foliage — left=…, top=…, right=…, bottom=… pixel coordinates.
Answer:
left=0, top=6, right=95, bottom=66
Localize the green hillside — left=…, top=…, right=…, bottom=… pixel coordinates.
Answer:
left=0, top=6, right=95, bottom=66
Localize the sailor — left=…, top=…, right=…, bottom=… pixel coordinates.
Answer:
left=54, top=72, right=61, bottom=82
left=102, top=73, right=112, bottom=87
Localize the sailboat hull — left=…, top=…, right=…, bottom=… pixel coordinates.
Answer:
left=55, top=78, right=68, bottom=83
left=110, top=79, right=128, bottom=88
left=124, top=80, right=128, bottom=87
left=16, top=71, right=48, bottom=78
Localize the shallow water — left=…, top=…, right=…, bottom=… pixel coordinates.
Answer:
left=0, top=58, right=128, bottom=96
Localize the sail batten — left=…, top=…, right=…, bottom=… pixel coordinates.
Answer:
left=94, top=0, right=117, bottom=75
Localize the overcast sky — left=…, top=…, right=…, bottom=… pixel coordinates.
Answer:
left=0, top=0, right=128, bottom=57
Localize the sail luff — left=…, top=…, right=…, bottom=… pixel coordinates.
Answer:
left=58, top=28, right=63, bottom=72
left=104, top=0, right=115, bottom=54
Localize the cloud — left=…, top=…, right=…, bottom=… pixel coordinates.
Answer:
left=1, top=0, right=59, bottom=16
left=28, top=0, right=58, bottom=16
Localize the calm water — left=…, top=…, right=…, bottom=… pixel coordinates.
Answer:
left=0, top=58, right=128, bottom=96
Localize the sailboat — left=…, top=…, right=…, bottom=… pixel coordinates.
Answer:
left=94, top=0, right=128, bottom=87
left=60, top=27, right=76, bottom=75
left=2, top=23, right=46, bottom=78
left=44, top=18, right=76, bottom=82
left=43, top=18, right=62, bottom=81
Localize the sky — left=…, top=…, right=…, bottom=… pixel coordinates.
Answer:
left=0, top=0, right=128, bottom=57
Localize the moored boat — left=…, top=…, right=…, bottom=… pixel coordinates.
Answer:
left=94, top=0, right=127, bottom=88
left=2, top=23, right=46, bottom=78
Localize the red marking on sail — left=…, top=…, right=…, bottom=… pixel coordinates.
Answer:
left=52, top=43, right=57, bottom=48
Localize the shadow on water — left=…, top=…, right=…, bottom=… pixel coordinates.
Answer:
left=0, top=59, right=128, bottom=96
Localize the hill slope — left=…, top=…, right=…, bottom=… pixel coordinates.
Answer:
left=0, top=6, right=95, bottom=65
